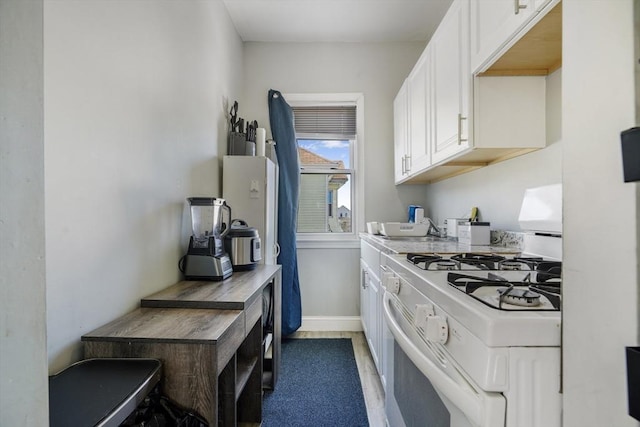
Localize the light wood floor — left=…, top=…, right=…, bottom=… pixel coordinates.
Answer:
left=287, top=331, right=386, bottom=427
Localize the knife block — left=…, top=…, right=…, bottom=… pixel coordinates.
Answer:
left=228, top=132, right=248, bottom=156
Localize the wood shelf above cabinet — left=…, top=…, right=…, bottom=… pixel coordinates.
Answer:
left=479, top=2, right=562, bottom=77
left=398, top=147, right=539, bottom=184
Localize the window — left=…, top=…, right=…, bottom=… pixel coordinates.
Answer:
left=296, top=136, right=353, bottom=234
left=285, top=93, right=364, bottom=244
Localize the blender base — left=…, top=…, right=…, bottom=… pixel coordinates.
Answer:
left=183, top=254, right=233, bottom=281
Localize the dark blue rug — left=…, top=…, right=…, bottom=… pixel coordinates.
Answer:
left=262, top=338, right=369, bottom=427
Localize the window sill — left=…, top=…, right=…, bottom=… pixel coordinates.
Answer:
left=296, top=237, right=361, bottom=249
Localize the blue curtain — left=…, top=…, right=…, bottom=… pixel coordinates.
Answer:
left=268, top=89, right=302, bottom=336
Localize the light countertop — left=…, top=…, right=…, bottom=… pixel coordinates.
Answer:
left=359, top=232, right=523, bottom=255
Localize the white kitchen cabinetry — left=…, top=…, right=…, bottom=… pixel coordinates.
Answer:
left=393, top=80, right=409, bottom=182
left=407, top=47, right=432, bottom=173
left=431, top=0, right=471, bottom=165
left=392, top=0, right=554, bottom=184
left=393, top=47, right=433, bottom=184
left=470, top=0, right=559, bottom=74
left=359, top=240, right=383, bottom=377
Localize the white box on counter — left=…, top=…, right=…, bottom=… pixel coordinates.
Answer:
left=445, top=218, right=468, bottom=238
left=457, top=222, right=490, bottom=245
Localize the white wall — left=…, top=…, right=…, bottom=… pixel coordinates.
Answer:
left=243, top=42, right=431, bottom=225
left=0, top=0, right=48, bottom=425
left=425, top=69, right=562, bottom=230
left=242, top=42, right=430, bottom=320
left=44, top=0, right=244, bottom=372
left=563, top=1, right=639, bottom=426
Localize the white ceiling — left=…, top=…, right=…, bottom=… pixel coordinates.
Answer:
left=222, top=0, right=454, bottom=43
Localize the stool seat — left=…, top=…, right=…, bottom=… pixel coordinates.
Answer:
left=49, top=358, right=161, bottom=427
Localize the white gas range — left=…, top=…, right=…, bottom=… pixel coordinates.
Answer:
left=382, top=185, right=563, bottom=427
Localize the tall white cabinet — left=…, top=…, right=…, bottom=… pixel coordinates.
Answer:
left=223, top=156, right=279, bottom=265
left=407, top=47, right=432, bottom=173
left=431, top=0, right=471, bottom=164
left=393, top=80, right=410, bottom=182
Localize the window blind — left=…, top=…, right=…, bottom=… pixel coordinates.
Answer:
left=292, top=106, right=356, bottom=138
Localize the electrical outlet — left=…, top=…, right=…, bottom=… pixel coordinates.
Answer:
left=250, top=180, right=260, bottom=199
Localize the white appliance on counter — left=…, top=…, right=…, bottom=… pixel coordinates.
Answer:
left=382, top=184, right=562, bottom=427
left=222, top=156, right=279, bottom=265
left=379, top=222, right=429, bottom=237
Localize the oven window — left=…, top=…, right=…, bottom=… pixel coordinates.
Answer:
left=395, top=342, right=450, bottom=427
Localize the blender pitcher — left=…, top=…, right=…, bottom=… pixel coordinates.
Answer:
left=180, top=197, right=233, bottom=281
left=188, top=197, right=231, bottom=255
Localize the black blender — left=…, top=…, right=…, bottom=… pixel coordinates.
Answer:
left=179, top=197, right=233, bottom=281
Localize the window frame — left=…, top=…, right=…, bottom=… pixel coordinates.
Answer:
left=284, top=93, right=364, bottom=249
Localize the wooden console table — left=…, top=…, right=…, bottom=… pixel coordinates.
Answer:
left=82, top=265, right=281, bottom=426
left=140, top=265, right=281, bottom=390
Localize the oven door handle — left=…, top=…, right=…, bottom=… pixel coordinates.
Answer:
left=383, top=291, right=505, bottom=427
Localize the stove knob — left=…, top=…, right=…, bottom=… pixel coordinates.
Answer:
left=414, top=304, right=435, bottom=330
left=385, top=276, right=401, bottom=294
left=425, top=315, right=449, bottom=344
left=381, top=270, right=394, bottom=286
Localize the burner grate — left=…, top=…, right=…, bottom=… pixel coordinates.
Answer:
left=447, top=272, right=561, bottom=311
left=406, top=253, right=458, bottom=270
left=405, top=252, right=563, bottom=276
left=450, top=253, right=506, bottom=270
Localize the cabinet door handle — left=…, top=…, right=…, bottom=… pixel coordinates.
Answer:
left=457, top=113, right=468, bottom=145
left=362, top=270, right=369, bottom=289
left=514, top=0, right=527, bottom=14
left=401, top=155, right=406, bottom=175
left=405, top=154, right=411, bottom=173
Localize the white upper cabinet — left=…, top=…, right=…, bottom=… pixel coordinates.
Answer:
left=392, top=0, right=559, bottom=184
left=407, top=47, right=432, bottom=174
left=431, top=0, right=471, bottom=165
left=470, top=0, right=535, bottom=73
left=471, top=0, right=559, bottom=74
left=393, top=80, right=409, bottom=183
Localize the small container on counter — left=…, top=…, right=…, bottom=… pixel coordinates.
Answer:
left=256, top=128, right=266, bottom=157
left=445, top=218, right=467, bottom=238
left=407, top=205, right=423, bottom=223
left=366, top=222, right=380, bottom=235
left=457, top=222, right=490, bottom=245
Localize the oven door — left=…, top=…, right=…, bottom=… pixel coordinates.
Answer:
left=383, top=291, right=506, bottom=427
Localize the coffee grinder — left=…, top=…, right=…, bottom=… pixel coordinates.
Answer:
left=180, top=197, right=233, bottom=281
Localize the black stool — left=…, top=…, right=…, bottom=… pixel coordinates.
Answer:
left=49, top=358, right=161, bottom=427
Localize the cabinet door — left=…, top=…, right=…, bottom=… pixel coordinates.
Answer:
left=360, top=263, right=370, bottom=336
left=367, top=272, right=380, bottom=369
left=393, top=80, right=409, bottom=183
left=407, top=47, right=432, bottom=174
left=431, top=0, right=471, bottom=165
left=470, top=0, right=537, bottom=72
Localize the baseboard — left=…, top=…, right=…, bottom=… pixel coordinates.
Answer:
left=299, top=316, right=363, bottom=332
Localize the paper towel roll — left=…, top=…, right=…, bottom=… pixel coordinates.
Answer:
left=256, top=128, right=266, bottom=157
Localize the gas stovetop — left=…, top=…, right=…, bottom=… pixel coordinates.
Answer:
left=403, top=252, right=562, bottom=312
left=406, top=252, right=562, bottom=273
